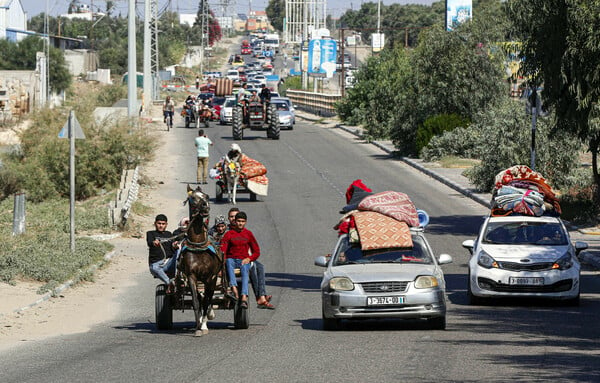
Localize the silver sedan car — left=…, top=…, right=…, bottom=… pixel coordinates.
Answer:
left=315, top=231, right=452, bottom=330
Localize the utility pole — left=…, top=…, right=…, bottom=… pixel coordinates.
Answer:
left=128, top=0, right=137, bottom=117
left=143, top=0, right=152, bottom=116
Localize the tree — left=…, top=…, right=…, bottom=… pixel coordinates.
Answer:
left=0, top=36, right=71, bottom=93
left=507, top=0, right=600, bottom=199
left=266, top=0, right=285, bottom=32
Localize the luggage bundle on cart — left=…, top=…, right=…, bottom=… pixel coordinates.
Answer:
left=490, top=165, right=561, bottom=217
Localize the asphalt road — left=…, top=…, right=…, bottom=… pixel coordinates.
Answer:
left=1, top=113, right=599, bottom=383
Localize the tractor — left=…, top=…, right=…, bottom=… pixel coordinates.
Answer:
left=231, top=100, right=280, bottom=140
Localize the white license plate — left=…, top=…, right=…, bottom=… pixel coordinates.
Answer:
left=508, top=277, right=544, bottom=285
left=367, top=296, right=404, bottom=306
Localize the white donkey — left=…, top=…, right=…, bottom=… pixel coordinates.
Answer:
left=223, top=153, right=242, bottom=204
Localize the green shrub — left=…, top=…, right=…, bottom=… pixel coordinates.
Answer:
left=416, top=113, right=470, bottom=154
left=0, top=196, right=114, bottom=288
left=279, top=76, right=301, bottom=96
left=0, top=84, right=155, bottom=202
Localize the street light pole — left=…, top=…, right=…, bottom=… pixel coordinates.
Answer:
left=377, top=0, right=381, bottom=34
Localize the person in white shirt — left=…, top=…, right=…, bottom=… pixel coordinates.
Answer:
left=194, top=129, right=213, bottom=184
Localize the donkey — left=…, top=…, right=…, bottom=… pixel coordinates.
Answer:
left=223, top=152, right=242, bottom=205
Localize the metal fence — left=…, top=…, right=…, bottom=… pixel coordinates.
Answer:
left=285, top=90, right=342, bottom=117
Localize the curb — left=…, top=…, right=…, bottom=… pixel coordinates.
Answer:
left=333, top=122, right=491, bottom=208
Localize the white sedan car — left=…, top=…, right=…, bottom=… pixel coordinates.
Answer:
left=219, top=97, right=236, bottom=125
left=463, top=215, right=588, bottom=305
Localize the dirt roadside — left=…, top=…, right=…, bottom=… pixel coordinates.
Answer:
left=0, top=106, right=170, bottom=351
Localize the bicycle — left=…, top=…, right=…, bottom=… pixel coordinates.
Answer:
left=164, top=111, right=173, bottom=132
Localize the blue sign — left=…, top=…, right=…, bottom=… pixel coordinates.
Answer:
left=307, top=39, right=337, bottom=77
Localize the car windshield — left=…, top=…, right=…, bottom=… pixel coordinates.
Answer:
left=224, top=99, right=236, bottom=107
left=333, top=236, right=433, bottom=265
left=212, top=97, right=226, bottom=106
left=274, top=102, right=289, bottom=111
left=482, top=220, right=568, bottom=245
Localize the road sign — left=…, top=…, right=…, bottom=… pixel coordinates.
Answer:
left=58, top=112, right=86, bottom=139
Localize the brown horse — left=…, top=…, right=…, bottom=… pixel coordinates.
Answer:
left=179, top=185, right=224, bottom=336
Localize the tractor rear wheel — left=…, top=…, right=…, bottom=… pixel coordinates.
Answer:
left=266, top=103, right=280, bottom=140
left=232, top=106, right=244, bottom=140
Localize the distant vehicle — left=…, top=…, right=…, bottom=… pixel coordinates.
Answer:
left=226, top=70, right=240, bottom=82
left=253, top=74, right=267, bottom=86
left=263, top=33, right=280, bottom=53
left=270, top=96, right=296, bottom=116
left=219, top=97, right=236, bottom=124
left=271, top=100, right=295, bottom=129
left=211, top=96, right=227, bottom=120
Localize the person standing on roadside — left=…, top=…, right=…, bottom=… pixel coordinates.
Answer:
left=195, top=76, right=200, bottom=90
left=195, top=129, right=213, bottom=184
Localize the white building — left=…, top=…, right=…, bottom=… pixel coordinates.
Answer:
left=0, top=0, right=28, bottom=42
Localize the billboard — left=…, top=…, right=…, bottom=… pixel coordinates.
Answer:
left=372, top=33, right=385, bottom=52
left=307, top=38, right=337, bottom=78
left=446, top=0, right=472, bottom=31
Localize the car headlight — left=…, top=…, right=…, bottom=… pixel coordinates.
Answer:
left=552, top=254, right=574, bottom=270
left=329, top=277, right=354, bottom=291
left=414, top=275, right=439, bottom=289
left=477, top=250, right=498, bottom=269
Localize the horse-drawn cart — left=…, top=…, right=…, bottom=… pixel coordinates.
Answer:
left=153, top=185, right=251, bottom=336
left=155, top=276, right=249, bottom=331
left=215, top=174, right=257, bottom=203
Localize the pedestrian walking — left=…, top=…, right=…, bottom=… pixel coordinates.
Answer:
left=195, top=129, right=213, bottom=184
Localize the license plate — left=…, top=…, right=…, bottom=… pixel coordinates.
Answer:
left=367, top=296, right=404, bottom=306
left=508, top=277, right=544, bottom=285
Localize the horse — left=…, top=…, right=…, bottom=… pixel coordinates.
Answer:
left=179, top=185, right=225, bottom=336
left=223, top=153, right=242, bottom=205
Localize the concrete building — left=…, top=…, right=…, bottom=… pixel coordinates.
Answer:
left=0, top=0, right=28, bottom=42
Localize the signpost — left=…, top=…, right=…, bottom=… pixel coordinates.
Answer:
left=58, top=111, right=86, bottom=252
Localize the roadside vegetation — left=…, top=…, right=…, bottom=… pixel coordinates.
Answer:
left=0, top=83, right=155, bottom=291
left=334, top=0, right=598, bottom=223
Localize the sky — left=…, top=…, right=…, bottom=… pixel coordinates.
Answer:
left=20, top=0, right=437, bottom=19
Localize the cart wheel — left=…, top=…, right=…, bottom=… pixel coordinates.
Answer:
left=155, top=284, right=173, bottom=330
left=233, top=302, right=249, bottom=329
left=216, top=183, right=224, bottom=202
left=249, top=192, right=257, bottom=202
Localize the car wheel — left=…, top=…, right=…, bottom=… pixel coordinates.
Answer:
left=428, top=316, right=446, bottom=330
left=468, top=271, right=485, bottom=305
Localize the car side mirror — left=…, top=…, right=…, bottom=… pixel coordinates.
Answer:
left=462, top=239, right=475, bottom=255
left=314, top=255, right=329, bottom=267
left=574, top=241, right=588, bottom=255
left=438, top=254, right=453, bottom=265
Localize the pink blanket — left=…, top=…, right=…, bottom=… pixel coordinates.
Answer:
left=358, top=191, right=420, bottom=227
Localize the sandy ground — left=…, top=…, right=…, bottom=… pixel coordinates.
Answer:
left=0, top=107, right=166, bottom=351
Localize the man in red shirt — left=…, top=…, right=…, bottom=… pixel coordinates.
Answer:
left=221, top=211, right=260, bottom=309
